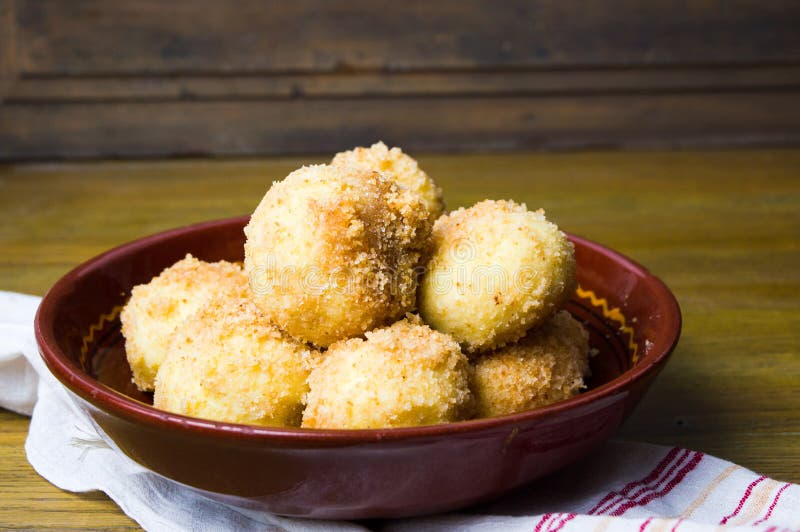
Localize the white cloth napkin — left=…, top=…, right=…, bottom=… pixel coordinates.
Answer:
left=1, top=290, right=797, bottom=532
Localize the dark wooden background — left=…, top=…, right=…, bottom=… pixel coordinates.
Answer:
left=1, top=0, right=799, bottom=160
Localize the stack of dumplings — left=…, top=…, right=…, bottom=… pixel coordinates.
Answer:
left=120, top=141, right=590, bottom=429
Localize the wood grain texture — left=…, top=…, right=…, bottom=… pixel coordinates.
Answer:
left=0, top=409, right=139, bottom=529
left=0, top=149, right=798, bottom=528
left=2, top=91, right=800, bottom=159
left=6, top=65, right=800, bottom=102
left=13, top=0, right=800, bottom=74
left=2, top=1, right=800, bottom=158
left=0, top=0, right=17, bottom=101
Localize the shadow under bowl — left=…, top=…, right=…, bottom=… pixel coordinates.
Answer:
left=35, top=215, right=681, bottom=520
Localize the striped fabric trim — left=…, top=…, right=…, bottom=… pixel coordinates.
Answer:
left=534, top=512, right=555, bottom=532
left=549, top=512, right=576, bottom=532
left=647, top=518, right=682, bottom=532
left=589, top=447, right=683, bottom=515
left=670, top=517, right=684, bottom=531
left=616, top=450, right=693, bottom=509
left=752, top=482, right=792, bottom=526
left=719, top=475, right=767, bottom=524
left=681, top=464, right=740, bottom=519
left=609, top=452, right=703, bottom=516
left=729, top=478, right=778, bottom=526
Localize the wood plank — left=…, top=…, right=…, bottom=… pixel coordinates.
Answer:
left=6, top=65, right=800, bottom=102
left=0, top=410, right=139, bottom=530
left=1, top=91, right=799, bottom=159
left=0, top=0, right=16, bottom=101
left=14, top=0, right=800, bottom=75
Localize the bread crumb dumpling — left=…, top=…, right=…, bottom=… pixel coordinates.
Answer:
left=120, top=254, right=249, bottom=391
left=472, top=311, right=590, bottom=418
left=332, top=141, right=444, bottom=222
left=302, top=317, right=474, bottom=429
left=154, top=297, right=316, bottom=427
left=419, top=200, right=576, bottom=353
left=244, top=164, right=432, bottom=347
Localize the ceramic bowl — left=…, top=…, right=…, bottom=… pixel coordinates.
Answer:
left=35, top=216, right=681, bottom=519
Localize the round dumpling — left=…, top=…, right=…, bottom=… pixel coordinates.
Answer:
left=418, top=200, right=576, bottom=353
left=244, top=164, right=431, bottom=347
left=120, top=254, right=249, bottom=391
left=153, top=297, right=316, bottom=427
left=302, top=317, right=474, bottom=429
left=332, top=141, right=443, bottom=222
left=472, top=310, right=590, bottom=417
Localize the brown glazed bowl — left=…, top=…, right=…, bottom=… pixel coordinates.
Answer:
left=35, top=216, right=681, bottom=520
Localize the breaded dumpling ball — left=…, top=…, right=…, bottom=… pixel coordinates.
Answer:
left=120, top=254, right=249, bottom=391
left=332, top=141, right=444, bottom=222
left=472, top=310, right=590, bottom=418
left=154, top=297, right=316, bottom=427
left=419, top=200, right=576, bottom=353
left=302, top=317, right=474, bottom=429
left=244, top=164, right=432, bottom=347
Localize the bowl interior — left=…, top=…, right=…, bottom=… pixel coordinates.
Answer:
left=46, top=216, right=668, bottom=417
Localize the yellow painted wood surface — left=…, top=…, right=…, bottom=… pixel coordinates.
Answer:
left=0, top=149, right=798, bottom=529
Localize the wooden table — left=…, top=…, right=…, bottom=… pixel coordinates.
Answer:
left=1, top=149, right=798, bottom=529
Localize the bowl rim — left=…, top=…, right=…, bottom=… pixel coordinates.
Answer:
left=35, top=215, right=681, bottom=445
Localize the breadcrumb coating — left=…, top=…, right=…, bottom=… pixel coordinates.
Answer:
left=472, top=311, right=590, bottom=418
left=418, top=200, right=576, bottom=353
left=302, top=316, right=474, bottom=429
left=244, top=164, right=432, bottom=347
left=126, top=146, right=592, bottom=430
left=120, top=254, right=249, bottom=391
left=153, top=297, right=317, bottom=427
left=332, top=141, right=444, bottom=222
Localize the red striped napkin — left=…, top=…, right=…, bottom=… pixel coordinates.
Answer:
left=1, top=291, right=798, bottom=532
left=386, top=443, right=798, bottom=532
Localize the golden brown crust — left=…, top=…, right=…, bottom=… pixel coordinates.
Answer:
left=244, top=164, right=432, bottom=347
left=153, top=297, right=317, bottom=427
left=120, top=254, right=249, bottom=391
left=418, top=199, right=576, bottom=353
left=127, top=146, right=593, bottom=431
left=471, top=311, right=590, bottom=417
left=302, top=316, right=474, bottom=429
left=331, top=141, right=444, bottom=222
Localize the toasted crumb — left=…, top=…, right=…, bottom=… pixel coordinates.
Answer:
left=419, top=200, right=576, bottom=353
left=244, top=164, right=432, bottom=347
left=154, top=297, right=317, bottom=427
left=120, top=254, right=249, bottom=391
left=302, top=316, right=474, bottom=429
left=472, top=311, right=590, bottom=417
left=332, top=141, right=444, bottom=222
